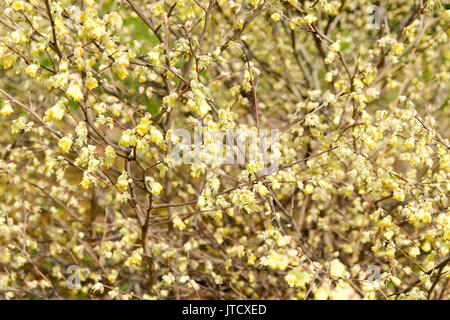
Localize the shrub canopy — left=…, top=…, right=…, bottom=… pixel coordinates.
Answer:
left=0, top=0, right=449, bottom=300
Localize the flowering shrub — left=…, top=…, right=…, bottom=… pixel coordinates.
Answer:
left=0, top=0, right=449, bottom=300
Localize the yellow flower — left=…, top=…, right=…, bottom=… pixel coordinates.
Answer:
left=405, top=137, right=415, bottom=149
left=112, top=59, right=129, bottom=80
left=66, top=80, right=84, bottom=101
left=1, top=102, right=13, bottom=116
left=304, top=13, right=317, bottom=25
left=330, top=40, right=341, bottom=53
left=147, top=51, right=160, bottom=65
left=314, top=285, right=330, bottom=300
left=119, top=129, right=137, bottom=147
left=44, top=98, right=67, bottom=122
left=197, top=98, right=211, bottom=117
left=105, top=12, right=123, bottom=30
left=173, top=215, right=186, bottom=231
left=58, top=134, right=72, bottom=154
left=391, top=276, right=402, bottom=286
left=11, top=117, right=27, bottom=134
left=91, top=282, right=104, bottom=294
left=267, top=251, right=290, bottom=270
left=116, top=171, right=130, bottom=191
left=151, top=2, right=164, bottom=16
left=393, top=188, right=405, bottom=201
left=271, top=13, right=281, bottom=22
left=149, top=127, right=164, bottom=145
left=82, top=17, right=106, bottom=39
left=136, top=116, right=152, bottom=136
left=151, top=182, right=163, bottom=196
left=79, top=173, right=96, bottom=189
left=124, top=250, right=142, bottom=266
left=12, top=1, right=24, bottom=11
left=304, top=183, right=314, bottom=194
left=254, top=183, right=269, bottom=197
left=285, top=267, right=313, bottom=288
left=3, top=55, right=17, bottom=69
left=11, top=30, right=27, bottom=45
left=93, top=102, right=106, bottom=114
left=409, top=246, right=420, bottom=258
left=390, top=135, right=398, bottom=146
left=163, top=92, right=178, bottom=107
left=393, top=43, right=404, bottom=55
left=85, top=76, right=98, bottom=90
left=25, top=63, right=39, bottom=77
left=329, top=259, right=347, bottom=279
left=59, top=58, right=69, bottom=72
left=104, top=146, right=116, bottom=169
left=108, top=287, right=119, bottom=298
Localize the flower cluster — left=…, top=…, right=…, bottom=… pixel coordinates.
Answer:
left=0, top=0, right=448, bottom=300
